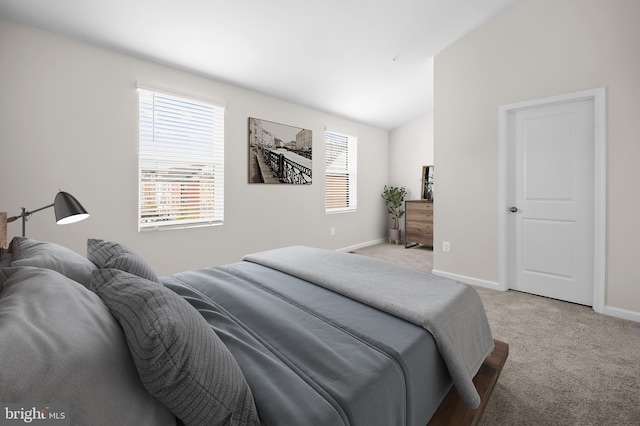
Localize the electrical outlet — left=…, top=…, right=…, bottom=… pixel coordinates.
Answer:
left=330, top=227, right=336, bottom=236
left=442, top=241, right=451, bottom=252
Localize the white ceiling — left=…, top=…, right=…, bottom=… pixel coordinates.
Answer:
left=0, top=0, right=522, bottom=130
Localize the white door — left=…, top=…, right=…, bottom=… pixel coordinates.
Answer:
left=507, top=99, right=595, bottom=305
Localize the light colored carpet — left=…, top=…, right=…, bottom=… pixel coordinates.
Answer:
left=351, top=243, right=433, bottom=273
left=352, top=243, right=640, bottom=426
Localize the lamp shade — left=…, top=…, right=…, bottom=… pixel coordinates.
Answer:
left=54, top=191, right=90, bottom=225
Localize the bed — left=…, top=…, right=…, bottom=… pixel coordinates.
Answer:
left=0, top=217, right=507, bottom=426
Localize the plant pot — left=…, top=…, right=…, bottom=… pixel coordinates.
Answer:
left=388, top=228, right=401, bottom=245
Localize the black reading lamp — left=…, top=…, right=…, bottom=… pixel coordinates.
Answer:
left=7, top=191, right=90, bottom=237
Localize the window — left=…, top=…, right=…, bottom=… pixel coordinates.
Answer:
left=325, top=131, right=357, bottom=213
left=138, top=87, right=224, bottom=231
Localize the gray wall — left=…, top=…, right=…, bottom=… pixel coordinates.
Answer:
left=389, top=112, right=434, bottom=235
left=0, top=19, right=390, bottom=275
left=433, top=0, right=640, bottom=318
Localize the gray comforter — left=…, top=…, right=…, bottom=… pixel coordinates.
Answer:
left=243, top=245, right=494, bottom=409
left=164, top=261, right=450, bottom=425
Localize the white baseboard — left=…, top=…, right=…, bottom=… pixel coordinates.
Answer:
left=603, top=306, right=640, bottom=323
left=338, top=238, right=386, bottom=253
left=431, top=269, right=502, bottom=291
left=432, top=270, right=640, bottom=323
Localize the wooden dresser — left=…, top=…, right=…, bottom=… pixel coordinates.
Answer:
left=405, top=200, right=433, bottom=248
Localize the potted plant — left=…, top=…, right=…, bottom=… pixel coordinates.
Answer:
left=381, top=185, right=407, bottom=244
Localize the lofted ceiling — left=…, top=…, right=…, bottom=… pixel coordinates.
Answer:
left=0, top=0, right=522, bottom=130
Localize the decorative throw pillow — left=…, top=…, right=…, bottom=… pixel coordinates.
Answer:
left=87, top=238, right=159, bottom=282
left=9, top=237, right=96, bottom=287
left=90, top=268, right=260, bottom=426
left=0, top=247, right=11, bottom=268
left=0, top=267, right=9, bottom=295
left=0, top=266, right=176, bottom=425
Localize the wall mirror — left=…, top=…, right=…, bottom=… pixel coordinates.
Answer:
left=421, top=165, right=434, bottom=200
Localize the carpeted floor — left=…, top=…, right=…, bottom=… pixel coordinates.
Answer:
left=352, top=243, right=640, bottom=426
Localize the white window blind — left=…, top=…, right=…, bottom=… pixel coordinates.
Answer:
left=325, top=131, right=357, bottom=213
left=138, top=88, right=224, bottom=231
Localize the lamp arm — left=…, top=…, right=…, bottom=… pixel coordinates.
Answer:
left=6, top=209, right=25, bottom=223
left=7, top=203, right=55, bottom=222
left=26, top=203, right=55, bottom=215
left=6, top=204, right=55, bottom=237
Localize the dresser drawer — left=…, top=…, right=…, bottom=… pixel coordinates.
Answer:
left=406, top=202, right=433, bottom=212
left=405, top=200, right=433, bottom=248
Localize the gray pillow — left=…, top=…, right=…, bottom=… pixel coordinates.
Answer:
left=0, top=247, right=11, bottom=268
left=9, top=237, right=96, bottom=287
left=87, top=238, right=159, bottom=282
left=0, top=266, right=176, bottom=426
left=90, top=268, right=260, bottom=426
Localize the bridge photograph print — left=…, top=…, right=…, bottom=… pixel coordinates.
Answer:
left=248, top=117, right=312, bottom=184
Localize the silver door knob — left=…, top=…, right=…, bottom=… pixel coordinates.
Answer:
left=509, top=207, right=518, bottom=213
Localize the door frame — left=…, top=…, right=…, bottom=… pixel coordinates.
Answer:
left=498, top=88, right=606, bottom=313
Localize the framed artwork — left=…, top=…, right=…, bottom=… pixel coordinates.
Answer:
left=248, top=117, right=312, bottom=184
left=421, top=165, right=434, bottom=200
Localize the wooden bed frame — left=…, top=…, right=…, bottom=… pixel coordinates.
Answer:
left=0, top=212, right=508, bottom=425
left=429, top=339, right=508, bottom=425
